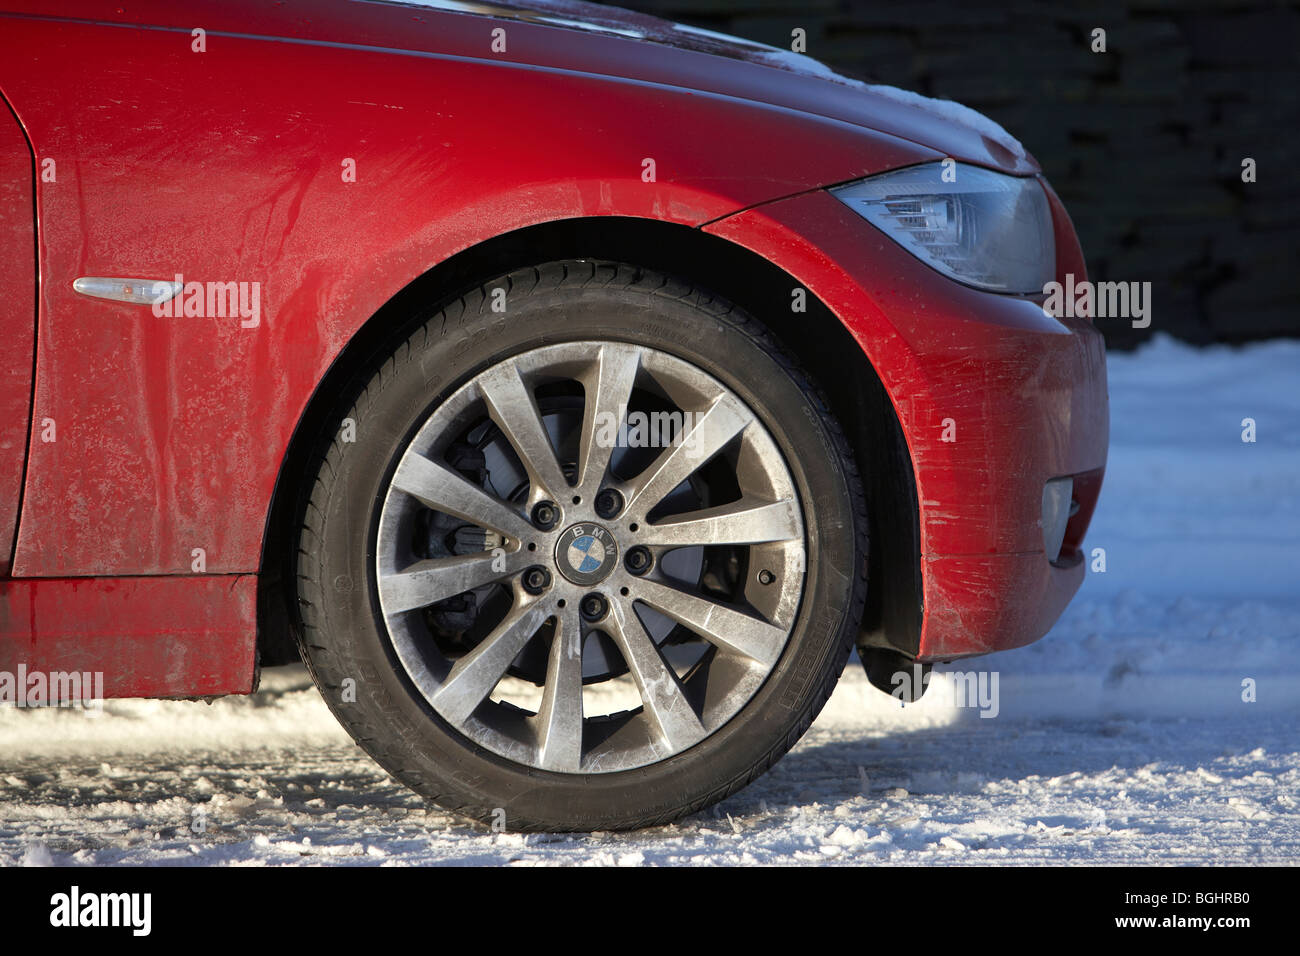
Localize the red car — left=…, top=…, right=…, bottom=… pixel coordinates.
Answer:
left=0, top=0, right=1107, bottom=830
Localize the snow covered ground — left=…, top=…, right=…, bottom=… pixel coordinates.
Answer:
left=2, top=335, right=1297, bottom=866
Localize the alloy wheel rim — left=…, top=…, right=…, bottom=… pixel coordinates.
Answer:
left=375, top=341, right=806, bottom=773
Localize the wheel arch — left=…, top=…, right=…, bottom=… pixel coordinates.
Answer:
left=256, top=216, right=922, bottom=666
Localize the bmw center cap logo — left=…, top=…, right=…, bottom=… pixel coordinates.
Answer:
left=556, top=523, right=619, bottom=586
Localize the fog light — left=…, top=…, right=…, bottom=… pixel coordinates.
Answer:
left=1041, top=477, right=1074, bottom=564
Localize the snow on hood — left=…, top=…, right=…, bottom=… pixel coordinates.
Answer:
left=855, top=84, right=1025, bottom=160
left=727, top=43, right=1027, bottom=159
left=376, top=0, right=1028, bottom=161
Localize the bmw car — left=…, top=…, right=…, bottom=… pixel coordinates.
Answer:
left=0, top=0, right=1107, bottom=830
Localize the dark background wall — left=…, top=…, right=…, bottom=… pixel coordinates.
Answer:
left=605, top=0, right=1299, bottom=349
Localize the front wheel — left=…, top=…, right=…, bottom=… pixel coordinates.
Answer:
left=294, top=261, right=867, bottom=831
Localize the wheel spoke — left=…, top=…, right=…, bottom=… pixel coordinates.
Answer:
left=575, top=344, right=641, bottom=496
left=534, top=607, right=585, bottom=771
left=623, top=395, right=752, bottom=517
left=378, top=340, right=809, bottom=775
left=478, top=361, right=572, bottom=501
left=632, top=578, right=786, bottom=668
left=379, top=552, right=520, bottom=615
left=604, top=601, right=706, bottom=753
left=636, top=497, right=801, bottom=548
left=432, top=599, right=551, bottom=725
left=391, top=452, right=534, bottom=543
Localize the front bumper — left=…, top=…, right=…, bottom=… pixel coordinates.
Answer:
left=704, top=184, right=1109, bottom=660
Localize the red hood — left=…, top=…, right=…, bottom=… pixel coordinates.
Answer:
left=6, top=0, right=1037, bottom=175
left=383, top=0, right=1035, bottom=172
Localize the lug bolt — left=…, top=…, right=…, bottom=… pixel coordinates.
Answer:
left=624, top=546, right=652, bottom=576
left=531, top=501, right=559, bottom=530
left=580, top=592, right=608, bottom=622
left=522, top=565, right=552, bottom=594
left=594, top=488, right=624, bottom=519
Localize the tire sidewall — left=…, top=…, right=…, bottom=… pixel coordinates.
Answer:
left=303, top=269, right=860, bottom=829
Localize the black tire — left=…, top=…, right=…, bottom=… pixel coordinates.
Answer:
left=293, top=260, right=867, bottom=831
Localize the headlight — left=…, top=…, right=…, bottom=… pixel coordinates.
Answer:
left=831, top=162, right=1055, bottom=293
